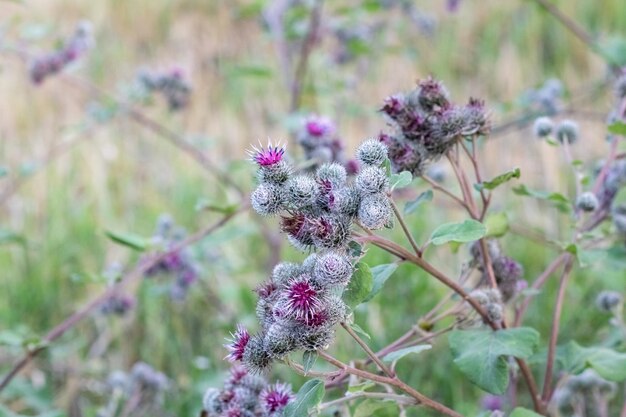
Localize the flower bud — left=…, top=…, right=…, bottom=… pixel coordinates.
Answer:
left=285, top=175, right=319, bottom=209
left=272, top=262, right=302, bottom=286
left=576, top=192, right=599, bottom=212
left=358, top=194, right=392, bottom=230
left=313, top=251, right=353, bottom=287
left=203, top=387, right=222, bottom=413
left=533, top=116, right=554, bottom=138
left=556, top=120, right=579, bottom=144
left=332, top=185, right=361, bottom=217
left=595, top=290, right=623, bottom=312
left=355, top=166, right=389, bottom=195
left=356, top=139, right=388, bottom=167
left=316, top=163, right=347, bottom=187
left=263, top=323, right=297, bottom=358
left=251, top=183, right=283, bottom=216
left=242, top=334, right=272, bottom=374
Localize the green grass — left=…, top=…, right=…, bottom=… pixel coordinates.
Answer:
left=1, top=0, right=626, bottom=415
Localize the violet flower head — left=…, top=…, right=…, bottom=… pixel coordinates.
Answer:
left=279, top=277, right=322, bottom=324
left=248, top=141, right=286, bottom=167
left=225, top=324, right=251, bottom=362
left=481, top=394, right=504, bottom=411
left=260, top=383, right=293, bottom=413
left=447, top=0, right=462, bottom=12
left=305, top=115, right=334, bottom=137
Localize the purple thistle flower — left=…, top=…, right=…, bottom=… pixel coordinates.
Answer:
left=260, top=382, right=293, bottom=413
left=225, top=325, right=251, bottom=362
left=224, top=404, right=243, bottom=417
left=255, top=280, right=278, bottom=299
left=280, top=277, right=322, bottom=324
left=481, top=394, right=504, bottom=411
left=447, top=0, right=461, bottom=12
left=248, top=142, right=286, bottom=167
left=381, top=94, right=405, bottom=118
left=305, top=116, right=334, bottom=137
left=345, top=159, right=360, bottom=175
left=226, top=365, right=248, bottom=386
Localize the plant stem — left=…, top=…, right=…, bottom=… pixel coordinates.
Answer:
left=541, top=258, right=574, bottom=402
left=420, top=175, right=469, bottom=210
left=318, top=392, right=416, bottom=412
left=341, top=322, right=395, bottom=378
left=514, top=253, right=570, bottom=326
left=389, top=197, right=422, bottom=256
left=317, top=351, right=463, bottom=417
left=289, top=0, right=324, bottom=112
left=526, top=0, right=599, bottom=57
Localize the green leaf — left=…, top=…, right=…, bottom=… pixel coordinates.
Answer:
left=230, top=64, right=273, bottom=79
left=353, top=399, right=398, bottom=417
left=404, top=190, right=433, bottom=214
left=389, top=171, right=413, bottom=191
left=195, top=198, right=238, bottom=214
left=0, top=166, right=8, bottom=178
left=0, top=229, right=26, bottom=246
left=382, top=345, right=432, bottom=363
left=475, top=168, right=521, bottom=191
left=104, top=230, right=148, bottom=251
left=556, top=341, right=626, bottom=381
left=485, top=212, right=509, bottom=237
left=342, top=263, right=373, bottom=308
left=347, top=240, right=364, bottom=257
left=363, top=263, right=398, bottom=302
left=608, top=121, right=626, bottom=137
left=430, top=220, right=486, bottom=245
left=302, top=350, right=318, bottom=375
left=448, top=327, right=540, bottom=394
left=349, top=322, right=371, bottom=340
left=347, top=381, right=375, bottom=393
left=382, top=158, right=391, bottom=177
left=512, top=184, right=571, bottom=212
left=598, top=35, right=626, bottom=66
left=510, top=407, right=543, bottom=417
left=283, top=379, right=325, bottom=417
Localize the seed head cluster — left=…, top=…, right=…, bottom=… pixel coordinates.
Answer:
left=100, top=292, right=135, bottom=316
left=553, top=369, right=616, bottom=417
left=137, top=67, right=192, bottom=111
left=595, top=290, right=623, bottom=313
left=29, top=21, right=93, bottom=84
left=379, top=77, right=489, bottom=175
left=101, top=362, right=169, bottom=415
left=231, top=140, right=392, bottom=373
left=202, top=365, right=293, bottom=417
left=470, top=239, right=524, bottom=302
left=144, top=214, right=200, bottom=300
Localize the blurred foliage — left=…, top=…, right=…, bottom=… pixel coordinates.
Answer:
left=0, top=0, right=625, bottom=416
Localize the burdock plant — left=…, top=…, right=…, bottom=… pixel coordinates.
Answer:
left=220, top=75, right=626, bottom=417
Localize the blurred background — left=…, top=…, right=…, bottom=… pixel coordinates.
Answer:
left=1, top=0, right=625, bottom=416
